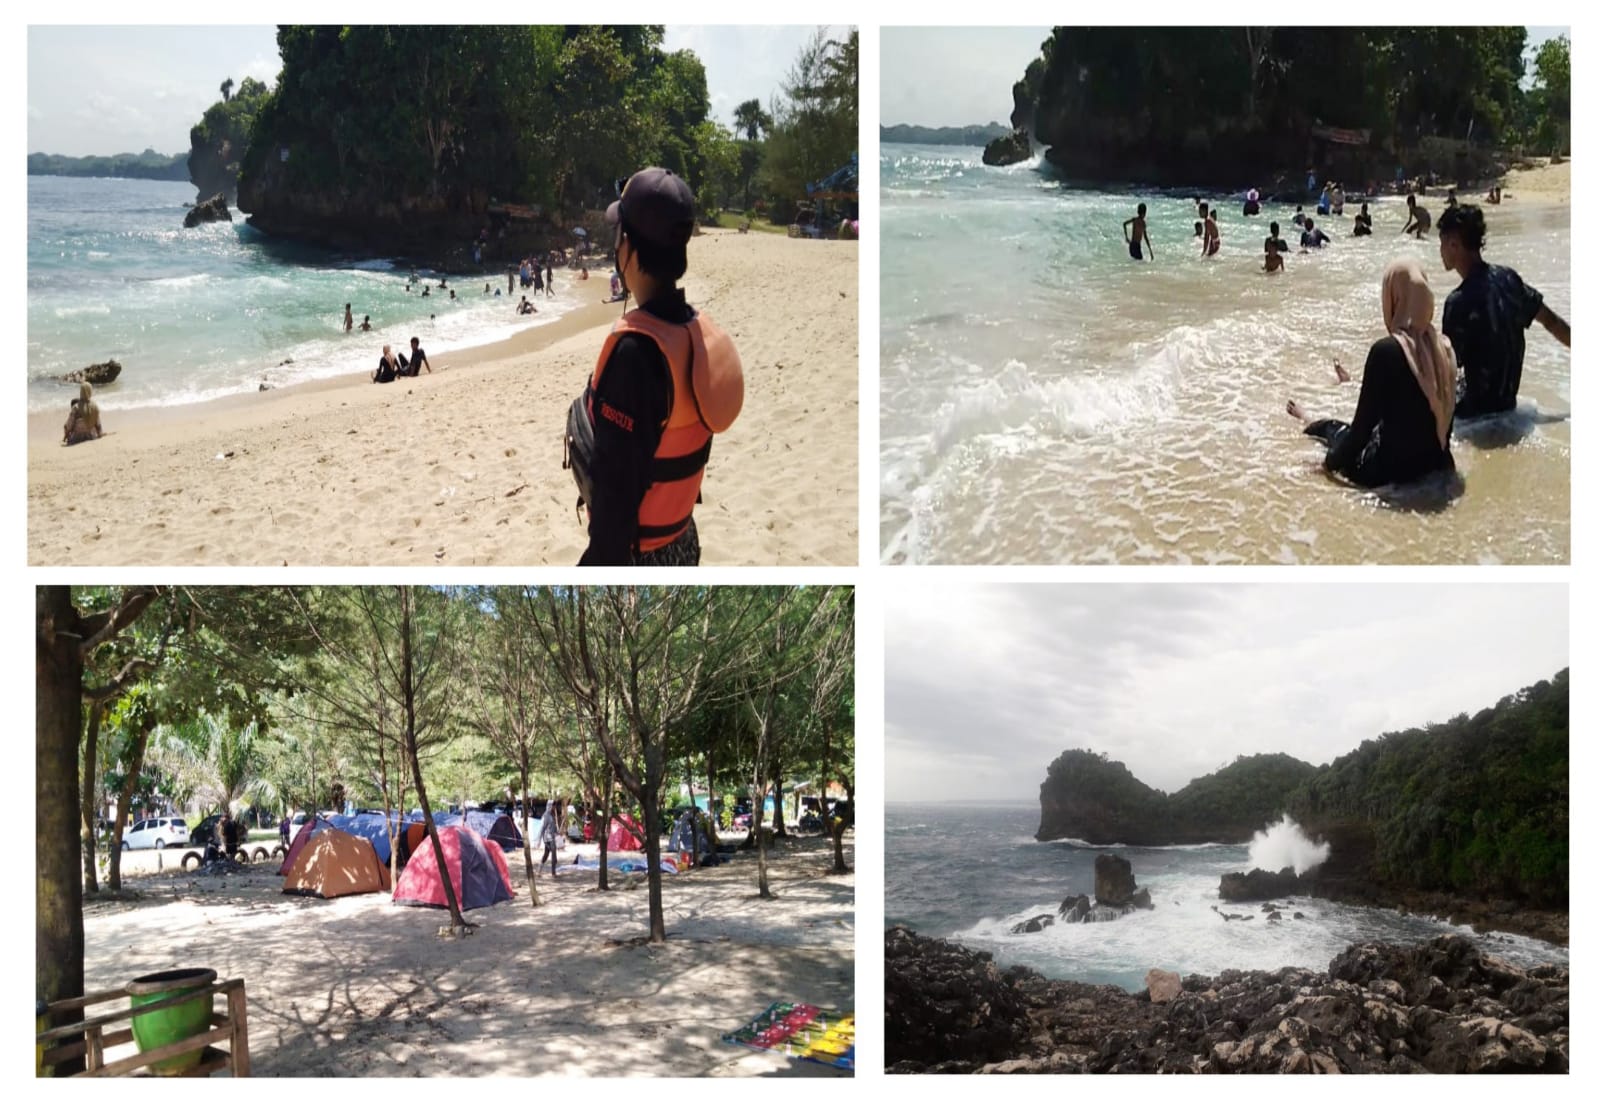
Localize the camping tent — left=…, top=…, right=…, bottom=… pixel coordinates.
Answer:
left=668, top=809, right=714, bottom=860
left=282, top=826, right=390, bottom=898
left=393, top=826, right=514, bottom=911
left=439, top=810, right=525, bottom=854
left=327, top=811, right=396, bottom=866
left=277, top=816, right=335, bottom=876
left=605, top=813, right=647, bottom=852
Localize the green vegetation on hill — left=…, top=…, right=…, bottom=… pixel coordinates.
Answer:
left=27, top=150, right=188, bottom=181
left=1290, top=670, right=1568, bottom=906
left=188, top=76, right=273, bottom=200
left=880, top=122, right=1010, bottom=146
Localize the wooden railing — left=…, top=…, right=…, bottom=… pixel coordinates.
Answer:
left=37, top=978, right=249, bottom=1077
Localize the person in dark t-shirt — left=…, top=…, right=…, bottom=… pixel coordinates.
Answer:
left=1262, top=221, right=1289, bottom=254
left=1437, top=204, right=1570, bottom=419
left=1300, top=218, right=1329, bottom=250
left=401, top=336, right=432, bottom=377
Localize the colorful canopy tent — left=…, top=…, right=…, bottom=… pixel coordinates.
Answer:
left=605, top=813, right=647, bottom=852
left=277, top=816, right=335, bottom=876
left=439, top=810, right=525, bottom=854
left=326, top=811, right=396, bottom=866
left=282, top=826, right=390, bottom=898
left=393, top=826, right=514, bottom=911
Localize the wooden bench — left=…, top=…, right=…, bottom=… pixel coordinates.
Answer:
left=37, top=978, right=249, bottom=1077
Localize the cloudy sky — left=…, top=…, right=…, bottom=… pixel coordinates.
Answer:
left=882, top=26, right=1570, bottom=129
left=26, top=25, right=838, bottom=157
left=886, top=584, right=1568, bottom=802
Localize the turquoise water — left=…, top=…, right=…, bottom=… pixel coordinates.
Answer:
left=880, top=145, right=1572, bottom=564
left=886, top=803, right=1568, bottom=991
left=28, top=176, right=583, bottom=412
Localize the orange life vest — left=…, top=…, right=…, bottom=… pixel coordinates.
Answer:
left=588, top=308, right=743, bottom=552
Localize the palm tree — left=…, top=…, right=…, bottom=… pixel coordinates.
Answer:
left=220, top=77, right=234, bottom=103
left=151, top=711, right=273, bottom=823
left=732, top=98, right=773, bottom=142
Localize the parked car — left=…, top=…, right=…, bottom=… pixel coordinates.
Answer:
left=288, top=811, right=312, bottom=842
left=189, top=814, right=223, bottom=847
left=122, top=816, right=189, bottom=851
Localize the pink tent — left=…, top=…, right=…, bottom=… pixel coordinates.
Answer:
left=393, top=826, right=514, bottom=911
left=605, top=813, right=647, bottom=852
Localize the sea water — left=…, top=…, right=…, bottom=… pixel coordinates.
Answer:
left=885, top=802, right=1567, bottom=992
left=880, top=145, right=1572, bottom=564
left=27, top=176, right=584, bottom=412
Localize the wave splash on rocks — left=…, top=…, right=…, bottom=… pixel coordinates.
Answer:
left=885, top=926, right=1568, bottom=1074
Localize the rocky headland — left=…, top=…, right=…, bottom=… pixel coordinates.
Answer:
left=885, top=926, right=1568, bottom=1074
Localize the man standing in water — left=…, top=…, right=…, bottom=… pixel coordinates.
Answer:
left=1402, top=194, right=1432, bottom=238
left=1437, top=204, right=1571, bottom=419
left=574, top=167, right=744, bottom=566
left=1122, top=203, right=1154, bottom=260
left=1201, top=204, right=1220, bottom=257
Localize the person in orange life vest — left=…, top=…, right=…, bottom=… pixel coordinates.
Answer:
left=581, top=167, right=743, bottom=565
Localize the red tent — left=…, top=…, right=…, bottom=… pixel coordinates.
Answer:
left=606, top=813, right=647, bottom=852
left=277, top=817, right=334, bottom=876
left=393, top=826, right=515, bottom=911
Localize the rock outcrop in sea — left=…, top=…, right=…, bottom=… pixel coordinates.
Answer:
left=885, top=927, right=1568, bottom=1074
left=981, top=129, right=1032, bottom=166
left=1010, top=854, right=1153, bottom=934
left=60, top=360, right=121, bottom=386
left=183, top=193, right=233, bottom=228
left=1220, top=866, right=1314, bottom=902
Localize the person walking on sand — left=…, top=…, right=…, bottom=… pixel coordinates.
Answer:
left=1123, top=203, right=1153, bottom=260
left=344, top=303, right=353, bottom=332
left=1286, top=258, right=1457, bottom=489
left=537, top=802, right=560, bottom=879
left=62, top=382, right=102, bottom=445
left=1402, top=194, right=1432, bottom=238
left=568, top=167, right=744, bottom=566
left=1437, top=204, right=1571, bottom=419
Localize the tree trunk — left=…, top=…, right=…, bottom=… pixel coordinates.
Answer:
left=37, top=587, right=86, bottom=1071
left=772, top=756, right=787, bottom=838
left=596, top=771, right=612, bottom=892
left=80, top=700, right=103, bottom=894
left=400, top=587, right=466, bottom=929
left=706, top=745, right=717, bottom=829
left=519, top=753, right=539, bottom=907
left=108, top=718, right=153, bottom=892
left=820, top=723, right=831, bottom=836
left=831, top=774, right=853, bottom=874
left=757, top=814, right=774, bottom=898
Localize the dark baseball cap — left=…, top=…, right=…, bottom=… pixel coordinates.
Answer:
left=606, top=168, right=695, bottom=248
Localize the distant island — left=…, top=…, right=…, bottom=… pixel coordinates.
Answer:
left=27, top=150, right=188, bottom=181
left=881, top=122, right=1010, bottom=147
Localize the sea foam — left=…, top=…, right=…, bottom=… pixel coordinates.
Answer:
left=1246, top=814, right=1330, bottom=875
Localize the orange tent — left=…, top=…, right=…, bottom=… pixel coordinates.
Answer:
left=282, top=826, right=390, bottom=898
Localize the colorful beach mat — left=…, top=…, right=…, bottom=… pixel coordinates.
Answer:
left=722, top=1002, right=854, bottom=1071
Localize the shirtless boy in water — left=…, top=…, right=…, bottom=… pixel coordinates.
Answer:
left=1403, top=194, right=1432, bottom=238
left=1201, top=205, right=1221, bottom=257
left=1123, top=203, right=1154, bottom=260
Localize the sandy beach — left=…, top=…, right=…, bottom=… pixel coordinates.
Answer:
left=81, top=832, right=854, bottom=1076
left=28, top=230, right=858, bottom=566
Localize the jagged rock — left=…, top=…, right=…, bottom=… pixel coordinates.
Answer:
left=184, top=192, right=233, bottom=228
left=60, top=359, right=121, bottom=385
left=1058, top=893, right=1091, bottom=922
left=1220, top=866, right=1312, bottom=901
left=1293, top=912, right=1306, bottom=920
left=1012, top=914, right=1056, bottom=935
left=1147, top=969, right=1183, bottom=1004
left=1267, top=911, right=1283, bottom=922
left=982, top=128, right=1032, bottom=167
left=1096, top=854, right=1137, bottom=905
left=1130, top=887, right=1154, bottom=910
left=885, top=925, right=1032, bottom=1070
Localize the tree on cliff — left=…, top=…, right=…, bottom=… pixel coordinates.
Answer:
left=188, top=75, right=271, bottom=201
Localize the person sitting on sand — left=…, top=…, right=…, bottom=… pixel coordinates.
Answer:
left=1402, top=194, right=1431, bottom=238
left=1202, top=206, right=1221, bottom=257
left=1263, top=238, right=1284, bottom=274
left=359, top=314, right=372, bottom=331
left=1300, top=218, right=1330, bottom=250
left=373, top=344, right=404, bottom=383
left=1123, top=203, right=1154, bottom=261
left=1353, top=203, right=1373, bottom=237
left=576, top=166, right=744, bottom=567
left=1263, top=221, right=1290, bottom=254
left=402, top=336, right=432, bottom=376
left=1286, top=258, right=1456, bottom=488
left=62, top=383, right=102, bottom=445
left=343, top=303, right=353, bottom=332
left=1437, top=203, right=1571, bottom=420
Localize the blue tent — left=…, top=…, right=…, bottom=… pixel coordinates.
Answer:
left=327, top=811, right=396, bottom=866
left=438, top=809, right=525, bottom=853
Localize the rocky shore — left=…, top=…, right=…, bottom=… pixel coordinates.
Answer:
left=885, top=927, right=1568, bottom=1074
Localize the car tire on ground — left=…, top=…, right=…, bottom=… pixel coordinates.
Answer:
left=252, top=847, right=268, bottom=862
left=182, top=851, right=201, bottom=871
left=121, top=840, right=130, bottom=851
left=155, top=839, right=165, bottom=850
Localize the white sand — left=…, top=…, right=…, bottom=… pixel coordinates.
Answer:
left=83, top=833, right=854, bottom=1076
left=29, top=231, right=859, bottom=566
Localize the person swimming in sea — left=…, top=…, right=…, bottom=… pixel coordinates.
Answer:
left=359, top=314, right=372, bottom=331
left=1263, top=238, right=1284, bottom=274
left=1243, top=188, right=1261, bottom=217
left=1353, top=203, right=1373, bottom=237
left=1300, top=217, right=1330, bottom=250
left=1263, top=221, right=1289, bottom=254
left=1123, top=203, right=1154, bottom=260
left=1201, top=205, right=1220, bottom=257
left=1293, top=205, right=1307, bottom=227
left=1194, top=221, right=1203, bottom=239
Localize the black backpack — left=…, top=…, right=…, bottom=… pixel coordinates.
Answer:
left=562, top=389, right=597, bottom=516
